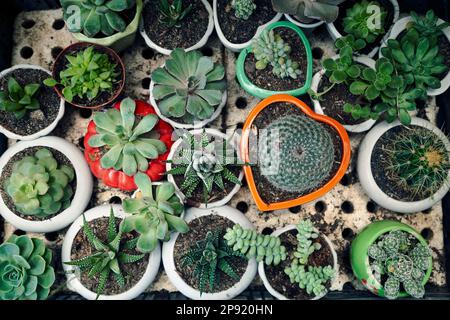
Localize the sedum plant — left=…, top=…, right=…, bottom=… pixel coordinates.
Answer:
left=120, top=172, right=188, bottom=253
left=0, top=235, right=55, bottom=300
left=61, top=0, right=136, bottom=37
left=0, top=77, right=40, bottom=119
left=284, top=264, right=334, bottom=297
left=6, top=148, right=75, bottom=218
left=294, top=219, right=321, bottom=265
left=87, top=98, right=166, bottom=176
left=223, top=224, right=287, bottom=266
left=272, top=0, right=345, bottom=23
left=152, top=49, right=226, bottom=124
left=64, top=207, right=145, bottom=299
left=158, top=0, right=192, bottom=28
left=232, top=0, right=256, bottom=20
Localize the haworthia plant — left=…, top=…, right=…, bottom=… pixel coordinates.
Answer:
left=0, top=77, right=40, bottom=119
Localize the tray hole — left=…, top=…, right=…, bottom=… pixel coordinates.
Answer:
left=235, top=97, right=247, bottom=109
left=343, top=282, right=353, bottom=290
left=262, top=227, right=273, bottom=235
left=52, top=19, right=65, bottom=30
left=314, top=201, right=326, bottom=213
left=422, top=208, right=432, bottom=214
left=289, top=205, right=302, bottom=213
left=14, top=229, right=26, bottom=236
left=200, top=47, right=213, bottom=57
left=109, top=196, right=122, bottom=204
left=45, top=232, right=59, bottom=242
left=51, top=47, right=63, bottom=59
left=342, top=228, right=354, bottom=240
left=236, top=122, right=244, bottom=130
left=420, top=228, right=433, bottom=240
left=79, top=108, right=92, bottom=119
left=78, top=137, right=85, bottom=148
left=20, top=46, right=33, bottom=59
left=142, top=48, right=155, bottom=60
left=236, top=201, right=248, bottom=213
left=312, top=47, right=324, bottom=60
left=22, top=19, right=35, bottom=29
left=141, top=77, right=151, bottom=89
left=341, top=201, right=354, bottom=214
left=340, top=173, right=352, bottom=186
left=366, top=200, right=378, bottom=213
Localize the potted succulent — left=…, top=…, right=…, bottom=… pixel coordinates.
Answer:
left=0, top=64, right=64, bottom=141
left=161, top=205, right=257, bottom=300
left=84, top=98, right=173, bottom=191
left=213, top=0, right=282, bottom=52
left=60, top=0, right=144, bottom=52
left=236, top=21, right=313, bottom=98
left=357, top=117, right=450, bottom=214
left=62, top=204, right=161, bottom=300
left=149, top=48, right=227, bottom=129
left=326, top=0, right=400, bottom=57
left=44, top=42, right=125, bottom=109
left=140, top=0, right=214, bottom=55
left=240, top=94, right=351, bottom=211
left=166, top=128, right=244, bottom=208
left=0, top=234, right=55, bottom=300
left=258, top=219, right=338, bottom=300
left=0, top=136, right=93, bottom=233
left=351, top=220, right=432, bottom=299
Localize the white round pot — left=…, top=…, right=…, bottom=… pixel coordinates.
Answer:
left=0, top=65, right=64, bottom=141
left=326, top=0, right=400, bottom=58
left=213, top=0, right=282, bottom=52
left=0, top=136, right=93, bottom=232
left=258, top=224, right=339, bottom=300
left=149, top=77, right=227, bottom=129
left=166, top=128, right=244, bottom=208
left=140, top=0, right=214, bottom=55
left=379, top=16, right=450, bottom=96
left=162, top=205, right=257, bottom=300
left=311, top=55, right=376, bottom=133
left=62, top=204, right=161, bottom=300
left=357, top=117, right=450, bottom=213
left=284, top=14, right=324, bottom=29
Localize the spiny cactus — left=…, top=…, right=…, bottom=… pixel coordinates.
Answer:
left=251, top=29, right=302, bottom=79
left=0, top=235, right=55, bottom=300
left=232, top=0, right=256, bottom=20
left=258, top=115, right=335, bottom=193
left=5, top=148, right=75, bottom=218
left=294, top=219, right=321, bottom=264
left=284, top=263, right=335, bottom=298
left=223, top=224, right=287, bottom=266
left=0, top=77, right=40, bottom=119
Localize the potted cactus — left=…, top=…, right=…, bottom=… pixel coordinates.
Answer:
left=0, top=235, right=55, bottom=300
left=140, top=0, right=214, bottom=55
left=357, top=117, right=450, bottom=214
left=236, top=21, right=313, bottom=98
left=83, top=98, right=173, bottom=191
left=351, top=220, right=432, bottom=299
left=0, top=136, right=93, bottom=233
left=161, top=205, right=257, bottom=300
left=60, top=0, right=144, bottom=52
left=240, top=94, right=350, bottom=211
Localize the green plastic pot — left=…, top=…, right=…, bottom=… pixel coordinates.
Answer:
left=350, top=220, right=432, bottom=299
left=236, top=21, right=313, bottom=99
left=71, top=0, right=143, bottom=52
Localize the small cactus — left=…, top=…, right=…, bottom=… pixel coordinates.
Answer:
left=232, top=0, right=256, bottom=20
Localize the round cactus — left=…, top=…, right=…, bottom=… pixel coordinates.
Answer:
left=258, top=115, right=335, bottom=193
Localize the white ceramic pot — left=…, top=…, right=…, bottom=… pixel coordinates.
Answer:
left=162, top=205, right=257, bottom=300
left=0, top=136, right=93, bottom=232
left=326, top=0, right=400, bottom=58
left=0, top=65, right=64, bottom=141
left=166, top=128, right=244, bottom=208
left=62, top=204, right=161, bottom=300
left=379, top=16, right=450, bottom=96
left=140, top=0, right=214, bottom=55
left=213, top=0, right=282, bottom=52
left=284, top=14, right=324, bottom=29
left=357, top=117, right=450, bottom=213
left=311, top=55, right=377, bottom=133
left=258, top=224, right=339, bottom=300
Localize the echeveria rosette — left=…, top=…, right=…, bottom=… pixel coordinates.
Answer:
left=272, top=0, right=345, bottom=24
left=151, top=49, right=226, bottom=124
left=84, top=98, right=173, bottom=191
left=0, top=235, right=55, bottom=300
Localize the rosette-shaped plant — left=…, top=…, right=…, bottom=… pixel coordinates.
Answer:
left=158, top=0, right=192, bottom=28
left=0, top=235, right=55, bottom=300
left=152, top=49, right=226, bottom=124
left=232, top=0, right=256, bottom=20
left=6, top=148, right=75, bottom=218
left=407, top=10, right=449, bottom=42
left=0, top=77, right=40, bottom=119
left=272, top=0, right=345, bottom=23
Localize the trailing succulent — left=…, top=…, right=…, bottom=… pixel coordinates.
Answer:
left=152, top=49, right=226, bottom=124
left=0, top=77, right=40, bottom=119
left=121, top=172, right=188, bottom=253
left=5, top=148, right=75, bottom=218
left=0, top=235, right=55, bottom=300
left=65, top=207, right=145, bottom=299
left=294, top=219, right=321, bottom=265
left=61, top=0, right=136, bottom=37
left=252, top=29, right=302, bottom=79
left=272, top=0, right=345, bottom=23
left=223, top=224, right=287, bottom=266
left=158, top=0, right=192, bottom=28
left=368, top=230, right=431, bottom=299
left=87, top=98, right=166, bottom=176
left=232, top=0, right=256, bottom=20
left=44, top=46, right=120, bottom=103
left=181, top=228, right=244, bottom=295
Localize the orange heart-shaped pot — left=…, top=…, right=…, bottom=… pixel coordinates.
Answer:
left=240, top=94, right=351, bottom=211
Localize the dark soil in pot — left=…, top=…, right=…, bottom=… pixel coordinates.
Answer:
left=0, top=68, right=60, bottom=136
left=217, top=0, right=277, bottom=44
left=265, top=229, right=333, bottom=300
left=70, top=216, right=149, bottom=295
left=249, top=102, right=343, bottom=204
left=142, top=0, right=209, bottom=50
left=173, top=214, right=247, bottom=293
left=244, top=27, right=307, bottom=91
left=0, top=146, right=77, bottom=221
left=437, top=35, right=450, bottom=80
